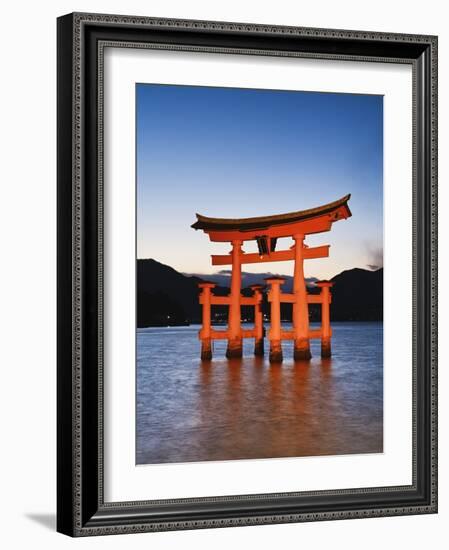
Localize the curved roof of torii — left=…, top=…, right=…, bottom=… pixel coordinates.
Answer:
left=191, top=194, right=351, bottom=232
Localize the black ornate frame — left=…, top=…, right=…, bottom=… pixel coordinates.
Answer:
left=57, top=12, right=438, bottom=537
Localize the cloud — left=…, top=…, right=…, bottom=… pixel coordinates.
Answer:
left=366, top=244, right=383, bottom=271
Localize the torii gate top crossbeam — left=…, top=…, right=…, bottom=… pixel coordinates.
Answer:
left=191, top=194, right=351, bottom=242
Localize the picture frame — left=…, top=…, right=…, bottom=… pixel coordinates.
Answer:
left=57, top=12, right=438, bottom=536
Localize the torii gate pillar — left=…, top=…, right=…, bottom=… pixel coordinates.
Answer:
left=198, top=282, right=216, bottom=360
left=226, top=240, right=243, bottom=358
left=293, top=234, right=311, bottom=360
left=266, top=277, right=285, bottom=363
left=316, top=281, right=334, bottom=358
left=250, top=284, right=264, bottom=356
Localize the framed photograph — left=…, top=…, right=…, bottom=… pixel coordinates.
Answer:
left=57, top=12, right=438, bottom=536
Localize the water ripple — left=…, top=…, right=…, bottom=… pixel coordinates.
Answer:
left=136, top=322, right=383, bottom=464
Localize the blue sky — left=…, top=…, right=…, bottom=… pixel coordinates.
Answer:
left=137, top=84, right=383, bottom=280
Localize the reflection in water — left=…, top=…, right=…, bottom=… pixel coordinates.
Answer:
left=136, top=323, right=383, bottom=464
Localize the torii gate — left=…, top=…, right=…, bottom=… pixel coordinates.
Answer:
left=191, top=194, right=351, bottom=362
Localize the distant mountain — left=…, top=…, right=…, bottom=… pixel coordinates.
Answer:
left=137, top=259, right=202, bottom=327
left=330, top=267, right=383, bottom=321
left=185, top=270, right=318, bottom=292
left=137, top=259, right=383, bottom=327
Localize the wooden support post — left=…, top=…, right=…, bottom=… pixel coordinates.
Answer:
left=293, top=234, right=311, bottom=360
left=198, top=282, right=216, bottom=360
left=316, top=281, right=333, bottom=358
left=266, top=277, right=285, bottom=363
left=226, top=240, right=243, bottom=358
left=250, top=284, right=264, bottom=356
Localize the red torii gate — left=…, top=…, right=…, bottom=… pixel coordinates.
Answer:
left=191, top=194, right=351, bottom=362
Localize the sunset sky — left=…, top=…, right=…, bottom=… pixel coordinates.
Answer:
left=136, top=84, right=383, bottom=280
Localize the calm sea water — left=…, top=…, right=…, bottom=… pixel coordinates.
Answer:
left=136, top=322, right=383, bottom=464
